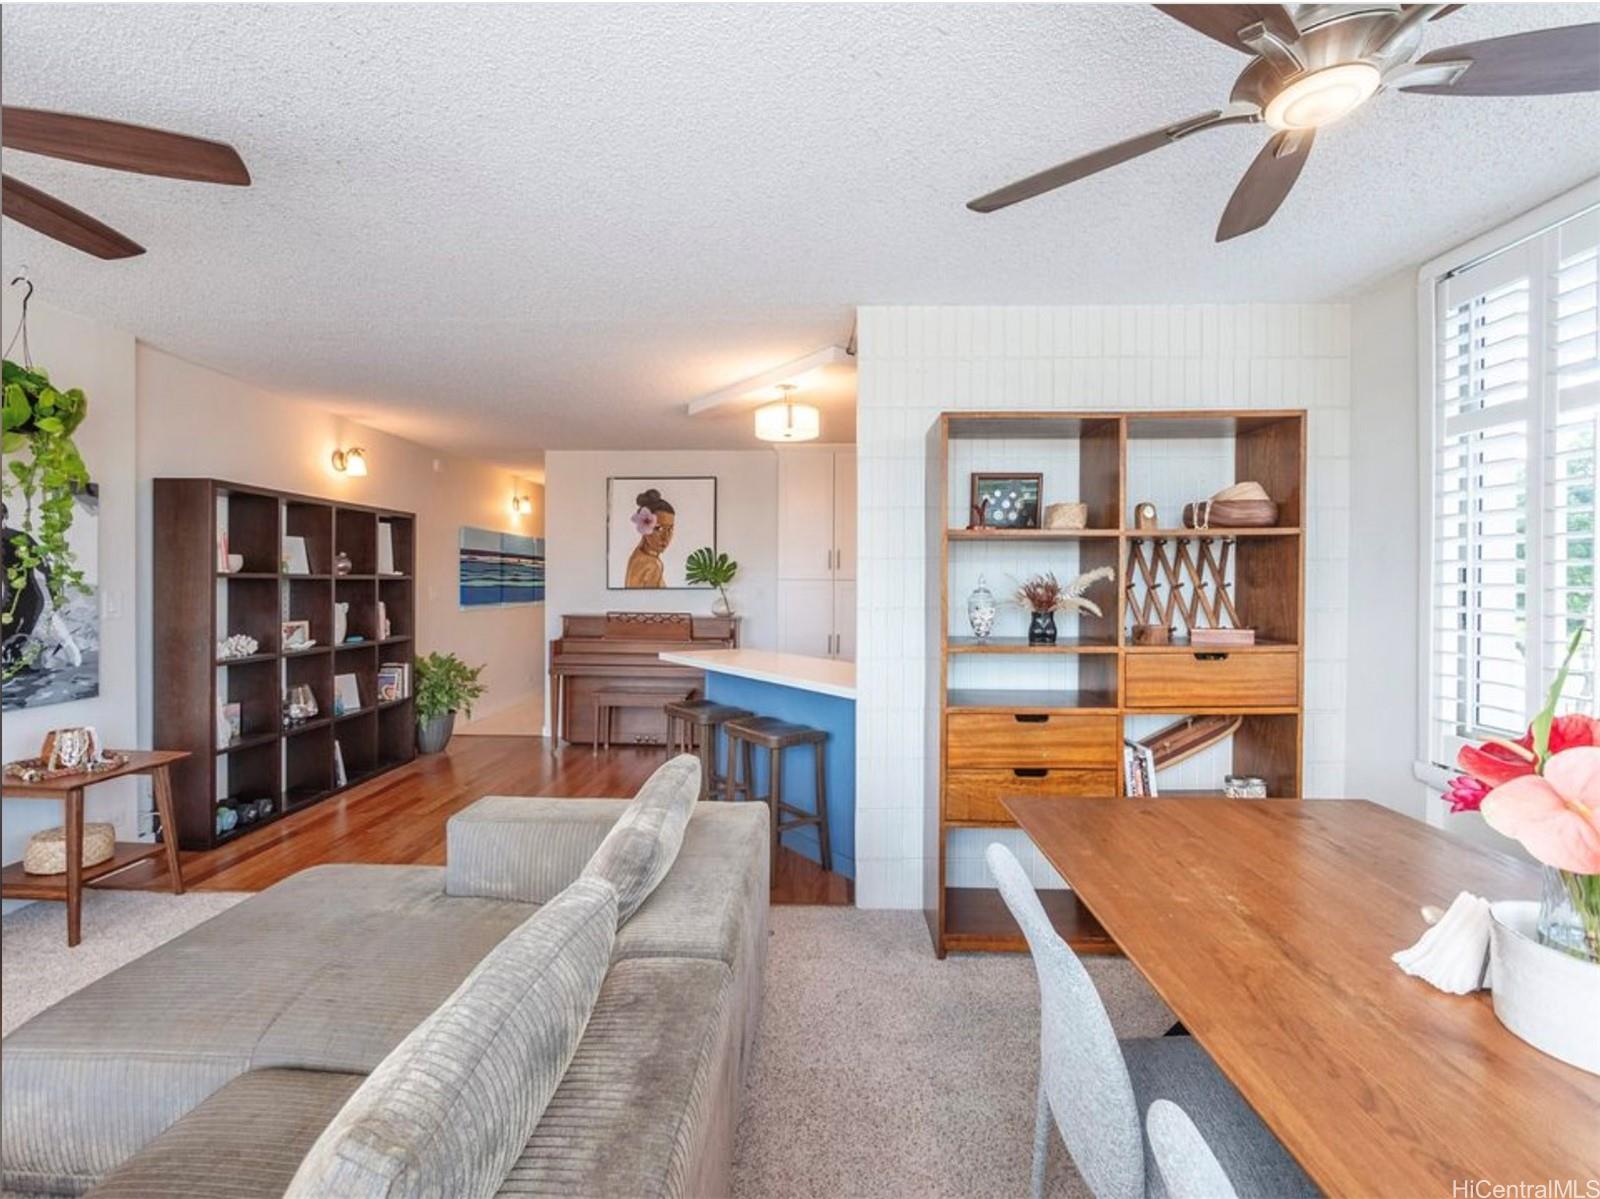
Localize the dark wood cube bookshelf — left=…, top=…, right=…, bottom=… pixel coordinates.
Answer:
left=154, top=479, right=418, bottom=849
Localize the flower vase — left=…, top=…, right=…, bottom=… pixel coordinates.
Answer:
left=711, top=590, right=734, bottom=618
left=1539, top=866, right=1600, bottom=963
left=1027, top=610, right=1057, bottom=646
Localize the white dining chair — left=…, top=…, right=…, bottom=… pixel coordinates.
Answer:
left=1146, top=1100, right=1240, bottom=1199
left=984, top=843, right=1316, bottom=1199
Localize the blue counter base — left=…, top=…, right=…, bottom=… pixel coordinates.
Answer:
left=701, top=673, right=855, bottom=880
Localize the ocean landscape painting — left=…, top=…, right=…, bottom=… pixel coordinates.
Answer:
left=459, top=528, right=544, bottom=607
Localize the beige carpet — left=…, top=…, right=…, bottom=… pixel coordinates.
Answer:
left=732, top=907, right=1173, bottom=1199
left=2, top=888, right=248, bottom=1036
left=3, top=890, right=1170, bottom=1198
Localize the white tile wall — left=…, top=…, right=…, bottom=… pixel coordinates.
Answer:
left=854, top=304, right=1353, bottom=909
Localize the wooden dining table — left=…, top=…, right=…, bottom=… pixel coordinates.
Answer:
left=1005, top=796, right=1600, bottom=1199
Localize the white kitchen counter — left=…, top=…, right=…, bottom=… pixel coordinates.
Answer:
left=657, top=649, right=856, bottom=700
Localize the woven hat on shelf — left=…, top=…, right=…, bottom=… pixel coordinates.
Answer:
left=23, top=823, right=116, bottom=875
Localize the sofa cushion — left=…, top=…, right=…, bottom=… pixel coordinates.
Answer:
left=447, top=798, right=629, bottom=904
left=495, top=957, right=738, bottom=1199
left=1, top=865, right=534, bottom=1197
left=286, top=877, right=618, bottom=1199
left=580, top=755, right=699, bottom=922
left=86, top=1069, right=364, bottom=1199
left=615, top=802, right=767, bottom=966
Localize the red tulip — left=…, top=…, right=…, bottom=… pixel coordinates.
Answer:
left=1444, top=775, right=1490, bottom=813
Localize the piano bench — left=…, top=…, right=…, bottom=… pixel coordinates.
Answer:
left=593, top=689, right=693, bottom=752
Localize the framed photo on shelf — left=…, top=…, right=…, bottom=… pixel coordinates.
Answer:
left=282, top=535, right=312, bottom=576
left=333, top=673, right=361, bottom=716
left=281, top=620, right=312, bottom=651
left=969, top=473, right=1043, bottom=530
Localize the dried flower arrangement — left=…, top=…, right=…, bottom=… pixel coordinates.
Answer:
left=1011, top=567, right=1115, bottom=617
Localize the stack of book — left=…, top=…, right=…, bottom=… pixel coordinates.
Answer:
left=377, top=660, right=411, bottom=703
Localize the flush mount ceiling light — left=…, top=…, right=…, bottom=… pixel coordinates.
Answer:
left=753, top=385, right=821, bottom=443
left=331, top=446, right=368, bottom=476
left=966, top=4, right=1600, bottom=241
left=1263, top=63, right=1381, bottom=131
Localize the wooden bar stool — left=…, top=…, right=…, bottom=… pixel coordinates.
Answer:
left=724, top=716, right=831, bottom=872
left=663, top=699, right=751, bottom=802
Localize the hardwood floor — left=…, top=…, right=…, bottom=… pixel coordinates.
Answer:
left=109, top=735, right=853, bottom=904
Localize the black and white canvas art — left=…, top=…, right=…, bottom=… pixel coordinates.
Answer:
left=2, top=483, right=100, bottom=711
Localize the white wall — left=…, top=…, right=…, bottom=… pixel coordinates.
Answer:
left=134, top=346, right=545, bottom=743
left=854, top=305, right=1353, bottom=909
left=542, top=449, right=779, bottom=733
left=1, top=299, right=140, bottom=909
left=1347, top=270, right=1428, bottom=822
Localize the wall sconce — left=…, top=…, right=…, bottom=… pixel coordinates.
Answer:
left=331, top=446, right=368, bottom=477
left=511, top=493, right=533, bottom=516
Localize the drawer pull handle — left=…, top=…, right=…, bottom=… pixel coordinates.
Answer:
left=1194, top=653, right=1230, bottom=662
left=1014, top=714, right=1049, bottom=724
left=1012, top=768, right=1048, bottom=779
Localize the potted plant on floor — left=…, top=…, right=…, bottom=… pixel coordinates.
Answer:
left=685, top=546, right=739, bottom=617
left=414, top=651, right=487, bottom=753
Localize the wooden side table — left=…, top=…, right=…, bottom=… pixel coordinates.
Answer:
left=1, top=749, right=188, bottom=946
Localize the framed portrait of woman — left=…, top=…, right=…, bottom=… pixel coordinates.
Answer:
left=606, top=476, right=717, bottom=589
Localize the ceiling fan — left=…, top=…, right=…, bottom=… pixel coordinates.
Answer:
left=0, top=107, right=250, bottom=259
left=968, top=4, right=1600, bottom=240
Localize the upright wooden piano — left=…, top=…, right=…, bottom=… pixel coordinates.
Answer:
left=548, top=612, right=739, bottom=745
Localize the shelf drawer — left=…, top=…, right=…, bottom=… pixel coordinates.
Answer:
left=1124, top=652, right=1298, bottom=709
left=946, top=712, right=1119, bottom=769
left=946, top=768, right=1118, bottom=823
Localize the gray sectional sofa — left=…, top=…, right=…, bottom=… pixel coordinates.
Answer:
left=2, top=757, right=768, bottom=1198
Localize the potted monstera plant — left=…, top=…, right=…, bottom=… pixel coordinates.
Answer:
left=414, top=651, right=487, bottom=753
left=2, top=358, right=91, bottom=681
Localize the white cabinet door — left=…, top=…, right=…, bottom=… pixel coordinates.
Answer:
left=833, top=450, right=856, bottom=580
left=778, top=580, right=836, bottom=657
left=832, top=579, right=856, bottom=660
left=777, top=451, right=836, bottom=580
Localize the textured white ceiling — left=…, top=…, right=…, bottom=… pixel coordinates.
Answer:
left=2, top=3, right=1597, bottom=465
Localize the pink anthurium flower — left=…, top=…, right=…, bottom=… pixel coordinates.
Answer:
left=1481, top=747, right=1600, bottom=875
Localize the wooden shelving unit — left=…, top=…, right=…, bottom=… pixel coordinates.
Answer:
left=154, top=479, right=418, bottom=850
left=924, top=410, right=1306, bottom=958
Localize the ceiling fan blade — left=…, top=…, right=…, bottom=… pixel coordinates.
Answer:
left=1, top=107, right=250, bottom=185
left=1403, top=24, right=1600, bottom=96
left=969, top=110, right=1232, bottom=213
left=2, top=174, right=144, bottom=259
left=1216, top=130, right=1313, bottom=242
left=1152, top=5, right=1297, bottom=53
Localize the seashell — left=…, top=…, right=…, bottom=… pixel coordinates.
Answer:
left=1392, top=891, right=1491, bottom=994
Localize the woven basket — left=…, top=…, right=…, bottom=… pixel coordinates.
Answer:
left=23, top=823, right=116, bottom=875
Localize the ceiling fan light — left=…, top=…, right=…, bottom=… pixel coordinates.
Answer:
left=1263, top=63, right=1382, bottom=131
left=754, top=400, right=821, bottom=442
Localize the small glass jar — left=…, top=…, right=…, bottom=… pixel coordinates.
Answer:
left=334, top=551, right=354, bottom=577
left=1223, top=774, right=1268, bottom=799
left=967, top=576, right=997, bottom=640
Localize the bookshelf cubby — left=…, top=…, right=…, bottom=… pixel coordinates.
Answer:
left=925, top=410, right=1306, bottom=958
left=155, top=479, right=418, bottom=850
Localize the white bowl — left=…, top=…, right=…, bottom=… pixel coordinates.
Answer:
left=1488, top=900, right=1599, bottom=1075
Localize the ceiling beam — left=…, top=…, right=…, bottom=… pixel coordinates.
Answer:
left=687, top=345, right=852, bottom=416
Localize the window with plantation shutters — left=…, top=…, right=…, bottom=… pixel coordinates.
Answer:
left=1429, top=206, right=1598, bottom=767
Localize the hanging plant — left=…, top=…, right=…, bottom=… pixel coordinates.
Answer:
left=2, top=357, right=91, bottom=680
